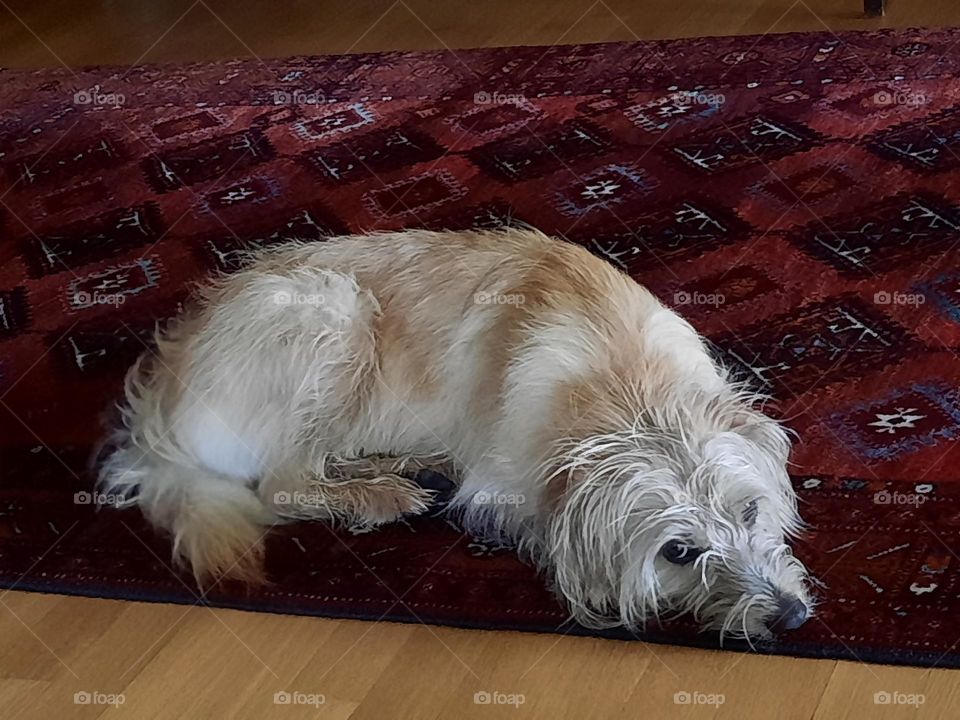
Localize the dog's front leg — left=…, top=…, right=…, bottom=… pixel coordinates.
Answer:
left=260, top=453, right=454, bottom=529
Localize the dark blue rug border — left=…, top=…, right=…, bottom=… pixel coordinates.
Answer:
left=3, top=574, right=956, bottom=671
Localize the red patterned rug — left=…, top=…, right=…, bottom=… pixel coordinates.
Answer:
left=2, top=27, right=960, bottom=669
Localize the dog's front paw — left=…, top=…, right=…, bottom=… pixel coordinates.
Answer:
left=357, top=475, right=435, bottom=525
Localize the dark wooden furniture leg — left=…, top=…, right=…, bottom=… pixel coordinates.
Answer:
left=865, top=0, right=885, bottom=17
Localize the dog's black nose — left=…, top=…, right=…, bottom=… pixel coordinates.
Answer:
left=765, top=595, right=809, bottom=633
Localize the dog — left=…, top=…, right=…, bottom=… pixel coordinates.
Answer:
left=98, top=227, right=812, bottom=639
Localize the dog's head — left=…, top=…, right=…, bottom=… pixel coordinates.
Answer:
left=546, top=390, right=812, bottom=640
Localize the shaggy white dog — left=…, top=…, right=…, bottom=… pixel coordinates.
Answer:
left=98, top=228, right=812, bottom=638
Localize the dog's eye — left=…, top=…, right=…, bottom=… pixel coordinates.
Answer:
left=743, top=499, right=759, bottom=527
left=661, top=540, right=703, bottom=566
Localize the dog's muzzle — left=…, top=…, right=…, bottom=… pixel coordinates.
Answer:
left=765, top=595, right=809, bottom=633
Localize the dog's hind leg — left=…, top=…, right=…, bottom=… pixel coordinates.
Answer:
left=101, top=261, right=391, bottom=583
left=261, top=453, right=453, bottom=529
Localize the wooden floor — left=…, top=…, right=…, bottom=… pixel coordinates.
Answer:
left=2, top=0, right=960, bottom=717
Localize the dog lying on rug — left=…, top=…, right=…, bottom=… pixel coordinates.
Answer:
left=98, top=228, right=812, bottom=639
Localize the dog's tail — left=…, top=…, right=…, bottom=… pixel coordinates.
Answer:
left=98, top=443, right=274, bottom=585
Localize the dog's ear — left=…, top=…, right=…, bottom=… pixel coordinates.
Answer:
left=724, top=407, right=803, bottom=534
left=545, top=445, right=680, bottom=630
left=727, top=408, right=791, bottom=465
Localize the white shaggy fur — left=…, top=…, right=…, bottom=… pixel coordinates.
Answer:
left=98, top=228, right=812, bottom=638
